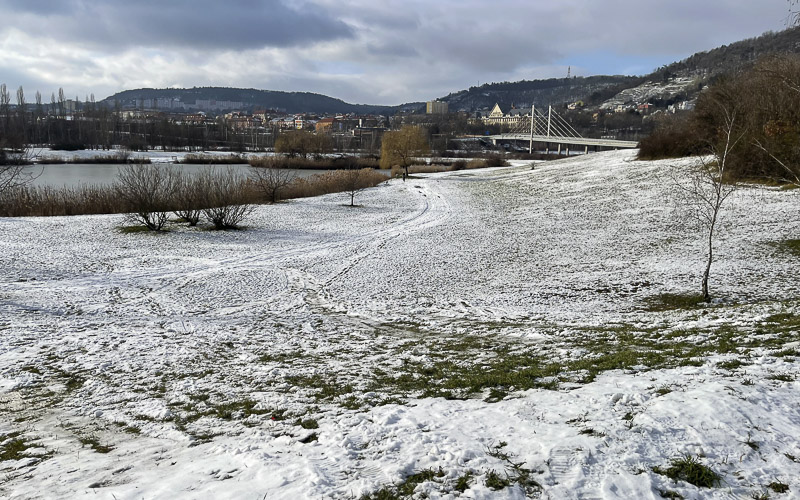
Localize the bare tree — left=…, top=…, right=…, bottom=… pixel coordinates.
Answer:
left=200, top=168, right=254, bottom=230
left=0, top=144, right=34, bottom=195
left=116, top=163, right=179, bottom=231
left=250, top=164, right=296, bottom=203
left=673, top=103, right=745, bottom=302
left=16, top=86, right=26, bottom=143
left=341, top=167, right=384, bottom=207
left=0, top=84, right=10, bottom=135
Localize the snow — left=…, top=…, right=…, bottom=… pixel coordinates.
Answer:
left=1, top=151, right=800, bottom=499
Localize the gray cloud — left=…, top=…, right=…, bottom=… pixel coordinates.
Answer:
left=0, top=0, right=791, bottom=105
left=0, top=0, right=353, bottom=50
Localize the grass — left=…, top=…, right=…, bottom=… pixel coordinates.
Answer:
left=768, top=481, right=789, bottom=494
left=485, top=470, right=512, bottom=490
left=653, top=455, right=721, bottom=488
left=455, top=472, right=473, bottom=493
left=276, top=309, right=800, bottom=409
left=644, top=293, right=707, bottom=312
left=0, top=433, right=29, bottom=461
left=296, top=418, right=319, bottom=429
left=769, top=239, right=800, bottom=258
left=77, top=435, right=114, bottom=454
left=118, top=225, right=170, bottom=234
left=359, top=468, right=445, bottom=499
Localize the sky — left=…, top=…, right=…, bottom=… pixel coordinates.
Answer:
left=0, top=0, right=794, bottom=105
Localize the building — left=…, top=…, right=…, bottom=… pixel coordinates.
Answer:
left=426, top=100, right=449, bottom=114
left=482, top=103, right=529, bottom=126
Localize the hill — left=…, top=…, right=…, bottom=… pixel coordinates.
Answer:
left=438, top=27, right=800, bottom=113
left=100, top=87, right=408, bottom=115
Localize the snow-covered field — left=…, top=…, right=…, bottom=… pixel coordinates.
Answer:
left=1, top=151, right=799, bottom=499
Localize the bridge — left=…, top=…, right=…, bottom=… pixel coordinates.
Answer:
left=487, top=105, right=639, bottom=153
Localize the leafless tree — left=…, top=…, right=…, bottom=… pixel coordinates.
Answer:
left=250, top=164, right=296, bottom=203
left=790, top=0, right=800, bottom=25
left=673, top=102, right=745, bottom=302
left=116, top=163, right=179, bottom=231
left=172, top=171, right=205, bottom=226
left=0, top=145, right=34, bottom=195
left=16, top=86, right=26, bottom=143
left=341, top=167, right=383, bottom=207
left=200, top=167, right=254, bottom=230
left=0, top=84, right=10, bottom=135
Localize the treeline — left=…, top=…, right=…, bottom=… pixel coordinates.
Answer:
left=660, top=27, right=800, bottom=80
left=0, top=84, right=278, bottom=154
left=639, top=54, right=800, bottom=184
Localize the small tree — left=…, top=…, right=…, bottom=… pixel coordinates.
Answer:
left=380, top=126, right=430, bottom=177
left=674, top=99, right=744, bottom=302
left=201, top=168, right=254, bottom=230
left=116, top=163, right=179, bottom=231
left=341, top=167, right=385, bottom=207
left=250, top=164, right=296, bottom=203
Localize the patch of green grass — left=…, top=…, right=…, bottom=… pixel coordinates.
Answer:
left=396, top=468, right=445, bottom=496
left=78, top=435, right=114, bottom=454
left=361, top=468, right=445, bottom=499
left=0, top=433, right=29, bottom=461
left=718, top=359, right=748, bottom=370
left=285, top=375, right=354, bottom=402
left=644, top=293, right=707, bottom=312
left=258, top=350, right=305, bottom=363
left=212, top=399, right=270, bottom=420
left=653, top=455, right=721, bottom=488
left=113, top=422, right=141, bottom=435
left=769, top=239, right=800, bottom=258
left=768, top=481, right=789, bottom=494
left=655, top=385, right=673, bottom=396
left=455, top=472, right=473, bottom=493
left=767, top=373, right=795, bottom=382
left=117, top=225, right=169, bottom=234
left=485, top=469, right=512, bottom=490
left=658, top=490, right=685, bottom=499
left=579, top=428, right=607, bottom=437
left=296, top=418, right=319, bottom=429
left=359, top=487, right=400, bottom=500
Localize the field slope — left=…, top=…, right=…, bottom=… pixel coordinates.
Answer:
left=1, top=151, right=799, bottom=499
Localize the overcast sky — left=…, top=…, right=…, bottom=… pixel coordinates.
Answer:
left=0, top=0, right=792, bottom=105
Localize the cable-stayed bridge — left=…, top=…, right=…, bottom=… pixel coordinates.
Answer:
left=487, top=105, right=639, bottom=153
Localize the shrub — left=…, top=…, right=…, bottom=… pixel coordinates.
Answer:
left=115, top=164, right=179, bottom=231
left=199, top=168, right=255, bottom=230
left=172, top=172, right=206, bottom=226
left=637, top=115, right=707, bottom=160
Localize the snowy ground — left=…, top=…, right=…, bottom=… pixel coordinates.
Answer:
left=1, top=151, right=799, bottom=499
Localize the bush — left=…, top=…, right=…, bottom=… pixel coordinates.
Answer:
left=115, top=164, right=179, bottom=231
left=172, top=172, right=206, bottom=226
left=199, top=168, right=255, bottom=230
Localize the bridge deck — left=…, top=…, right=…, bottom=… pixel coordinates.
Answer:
left=490, top=133, right=639, bottom=149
